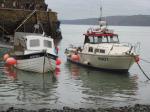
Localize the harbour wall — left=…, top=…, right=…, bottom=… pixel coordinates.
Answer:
left=0, top=8, right=61, bottom=39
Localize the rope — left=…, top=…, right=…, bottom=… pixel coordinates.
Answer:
left=134, top=57, right=150, bottom=80
left=136, top=62, right=150, bottom=80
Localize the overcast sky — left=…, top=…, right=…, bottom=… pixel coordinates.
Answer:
left=45, top=0, right=150, bottom=20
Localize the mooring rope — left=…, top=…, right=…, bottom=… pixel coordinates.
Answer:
left=136, top=62, right=150, bottom=80
left=134, top=56, right=150, bottom=80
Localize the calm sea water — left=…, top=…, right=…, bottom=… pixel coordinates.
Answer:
left=0, top=25, right=150, bottom=110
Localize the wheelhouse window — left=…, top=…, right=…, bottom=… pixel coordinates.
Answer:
left=94, top=49, right=99, bottom=53
left=89, top=37, right=94, bottom=43
left=30, top=39, right=40, bottom=47
left=98, top=36, right=102, bottom=43
left=84, top=34, right=119, bottom=44
left=44, top=40, right=52, bottom=48
left=102, top=36, right=108, bottom=43
left=94, top=49, right=105, bottom=53
left=108, top=35, right=119, bottom=43
left=84, top=36, right=95, bottom=44
left=94, top=35, right=119, bottom=43
left=100, top=49, right=105, bottom=53
left=88, top=47, right=93, bottom=52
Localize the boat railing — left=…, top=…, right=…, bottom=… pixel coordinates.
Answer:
left=133, top=42, right=141, bottom=55
left=121, top=42, right=141, bottom=55
left=121, top=42, right=132, bottom=47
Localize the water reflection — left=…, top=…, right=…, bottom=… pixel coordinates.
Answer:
left=1, top=25, right=150, bottom=109
left=65, top=62, right=138, bottom=107
left=3, top=64, right=17, bottom=80
left=0, top=57, right=143, bottom=108
left=0, top=64, right=59, bottom=109
left=15, top=70, right=58, bottom=106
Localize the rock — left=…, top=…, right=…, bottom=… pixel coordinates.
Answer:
left=2, top=104, right=150, bottom=112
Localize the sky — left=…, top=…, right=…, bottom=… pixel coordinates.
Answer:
left=45, top=0, right=150, bottom=20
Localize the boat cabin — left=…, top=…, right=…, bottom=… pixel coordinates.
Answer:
left=14, top=32, right=55, bottom=55
left=82, top=30, right=120, bottom=55
left=84, top=32, right=119, bottom=44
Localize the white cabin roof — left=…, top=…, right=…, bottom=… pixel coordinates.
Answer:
left=15, top=32, right=41, bottom=38
left=14, top=32, right=53, bottom=44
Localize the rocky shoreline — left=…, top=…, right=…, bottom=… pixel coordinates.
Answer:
left=1, top=104, right=150, bottom=112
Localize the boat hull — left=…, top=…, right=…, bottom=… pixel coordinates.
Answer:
left=13, top=52, right=57, bottom=73
left=67, top=53, right=136, bottom=72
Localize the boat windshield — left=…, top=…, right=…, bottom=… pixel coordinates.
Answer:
left=29, top=39, right=52, bottom=49
left=108, top=35, right=119, bottom=43
left=30, top=39, right=40, bottom=47
left=44, top=40, right=52, bottom=48
left=84, top=35, right=119, bottom=44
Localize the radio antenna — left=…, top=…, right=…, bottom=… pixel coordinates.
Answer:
left=99, top=0, right=103, bottom=28
left=99, top=0, right=107, bottom=29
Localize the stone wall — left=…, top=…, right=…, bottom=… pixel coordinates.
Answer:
left=0, top=0, right=47, bottom=11
left=0, top=8, right=61, bottom=39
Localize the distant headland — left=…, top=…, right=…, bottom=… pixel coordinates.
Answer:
left=61, top=15, right=150, bottom=26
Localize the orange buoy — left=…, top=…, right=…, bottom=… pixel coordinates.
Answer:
left=6, top=57, right=17, bottom=65
left=56, top=58, right=61, bottom=65
left=3, top=54, right=9, bottom=61
left=71, top=54, right=80, bottom=61
left=55, top=66, right=61, bottom=75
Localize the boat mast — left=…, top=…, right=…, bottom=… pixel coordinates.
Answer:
left=100, top=3, right=102, bottom=21
left=99, top=0, right=103, bottom=28
left=98, top=2, right=102, bottom=29
left=99, top=0, right=107, bottom=29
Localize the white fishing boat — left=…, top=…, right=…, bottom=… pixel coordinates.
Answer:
left=12, top=32, right=58, bottom=73
left=65, top=11, right=140, bottom=72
